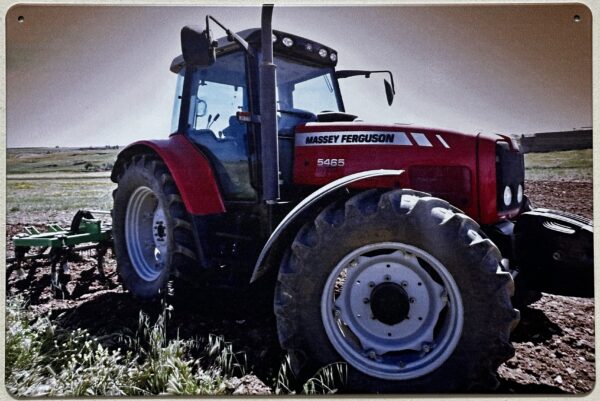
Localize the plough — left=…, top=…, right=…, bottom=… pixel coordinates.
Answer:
left=6, top=210, right=113, bottom=298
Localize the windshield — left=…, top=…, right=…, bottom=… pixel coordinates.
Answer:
left=274, top=56, right=341, bottom=115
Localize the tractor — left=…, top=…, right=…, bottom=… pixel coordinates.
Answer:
left=110, top=6, right=593, bottom=392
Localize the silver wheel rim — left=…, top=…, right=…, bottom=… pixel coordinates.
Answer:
left=321, top=242, right=464, bottom=380
left=125, top=186, right=168, bottom=282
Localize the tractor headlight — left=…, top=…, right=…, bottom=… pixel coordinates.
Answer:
left=495, top=141, right=524, bottom=213
left=282, top=37, right=294, bottom=47
left=329, top=52, right=337, bottom=62
left=305, top=43, right=313, bottom=52
left=318, top=48, right=328, bottom=58
left=272, top=34, right=277, bottom=42
left=517, top=184, right=523, bottom=203
left=503, top=186, right=512, bottom=207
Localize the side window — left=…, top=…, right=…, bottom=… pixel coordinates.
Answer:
left=190, top=51, right=248, bottom=140
left=170, top=69, right=185, bottom=134
left=194, top=82, right=246, bottom=139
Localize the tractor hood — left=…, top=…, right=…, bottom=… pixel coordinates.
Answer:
left=292, top=121, right=511, bottom=223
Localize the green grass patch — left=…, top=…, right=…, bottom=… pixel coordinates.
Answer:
left=6, top=178, right=116, bottom=213
left=525, top=149, right=592, bottom=181
left=5, top=296, right=346, bottom=397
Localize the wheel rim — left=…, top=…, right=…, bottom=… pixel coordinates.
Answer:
left=125, top=186, right=169, bottom=282
left=321, top=242, right=464, bottom=380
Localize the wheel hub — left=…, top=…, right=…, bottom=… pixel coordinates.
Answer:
left=125, top=186, right=169, bottom=282
left=370, top=282, right=410, bottom=325
left=321, top=242, right=464, bottom=380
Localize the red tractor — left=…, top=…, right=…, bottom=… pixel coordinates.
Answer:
left=110, top=6, right=593, bottom=392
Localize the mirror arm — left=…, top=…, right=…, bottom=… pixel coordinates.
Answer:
left=206, top=15, right=253, bottom=55
left=336, top=69, right=396, bottom=94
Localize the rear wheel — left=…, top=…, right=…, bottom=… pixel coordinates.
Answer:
left=112, top=154, right=197, bottom=300
left=275, top=189, right=519, bottom=392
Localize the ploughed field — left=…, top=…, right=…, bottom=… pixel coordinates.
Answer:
left=4, top=147, right=594, bottom=394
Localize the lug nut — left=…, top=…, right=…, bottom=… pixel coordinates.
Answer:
left=422, top=343, right=431, bottom=353
left=363, top=298, right=370, bottom=304
left=350, top=260, right=358, bottom=267
left=384, top=275, right=391, bottom=281
left=367, top=350, right=377, bottom=360
left=409, top=297, right=415, bottom=304
left=368, top=281, right=375, bottom=288
left=334, top=310, right=341, bottom=319
left=401, top=281, right=408, bottom=287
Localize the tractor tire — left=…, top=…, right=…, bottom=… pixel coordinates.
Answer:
left=274, top=189, right=519, bottom=392
left=112, top=154, right=197, bottom=300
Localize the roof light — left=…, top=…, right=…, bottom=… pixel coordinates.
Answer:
left=329, top=52, right=337, bottom=62
left=272, top=34, right=277, bottom=42
left=282, top=37, right=294, bottom=47
left=318, top=48, right=328, bottom=58
left=305, top=43, right=313, bottom=52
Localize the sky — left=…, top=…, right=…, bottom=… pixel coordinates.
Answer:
left=6, top=4, right=592, bottom=147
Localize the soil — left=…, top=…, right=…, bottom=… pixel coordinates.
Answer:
left=525, top=180, right=593, bottom=220
left=5, top=179, right=595, bottom=394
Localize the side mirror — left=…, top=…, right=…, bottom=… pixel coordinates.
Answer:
left=384, top=79, right=395, bottom=106
left=181, top=26, right=216, bottom=68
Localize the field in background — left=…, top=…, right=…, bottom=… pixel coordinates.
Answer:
left=7, top=147, right=119, bottom=174
left=7, top=147, right=118, bottom=223
left=524, top=149, right=592, bottom=181
left=5, top=147, right=592, bottom=221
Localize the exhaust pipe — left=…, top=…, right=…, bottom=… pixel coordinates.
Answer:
left=259, top=4, right=279, bottom=203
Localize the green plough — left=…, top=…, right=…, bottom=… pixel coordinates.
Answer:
left=7, top=210, right=113, bottom=298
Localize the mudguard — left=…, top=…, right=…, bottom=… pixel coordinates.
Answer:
left=514, top=208, right=593, bottom=297
left=250, top=169, right=403, bottom=282
left=111, top=135, right=225, bottom=215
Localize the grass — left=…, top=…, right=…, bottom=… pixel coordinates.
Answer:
left=6, top=178, right=116, bottom=214
left=524, top=149, right=592, bottom=181
left=5, top=296, right=347, bottom=397
left=6, top=147, right=118, bottom=218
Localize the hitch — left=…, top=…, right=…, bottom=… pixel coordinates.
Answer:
left=514, top=208, right=593, bottom=298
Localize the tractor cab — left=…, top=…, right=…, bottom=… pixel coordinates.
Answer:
left=169, top=29, right=383, bottom=202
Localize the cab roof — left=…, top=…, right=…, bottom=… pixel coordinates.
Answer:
left=170, top=28, right=338, bottom=73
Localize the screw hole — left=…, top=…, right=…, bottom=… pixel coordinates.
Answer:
left=418, top=317, right=423, bottom=321
left=417, top=282, right=422, bottom=286
left=386, top=264, right=390, bottom=268
left=387, top=332, right=392, bottom=337
left=574, top=14, right=581, bottom=22
left=17, top=16, right=24, bottom=23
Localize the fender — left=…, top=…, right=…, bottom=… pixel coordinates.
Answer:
left=250, top=169, right=404, bottom=282
left=111, top=135, right=225, bottom=215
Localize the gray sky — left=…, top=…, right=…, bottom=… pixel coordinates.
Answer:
left=6, top=4, right=592, bottom=147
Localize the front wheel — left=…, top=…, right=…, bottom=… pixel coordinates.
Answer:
left=275, top=189, right=519, bottom=392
